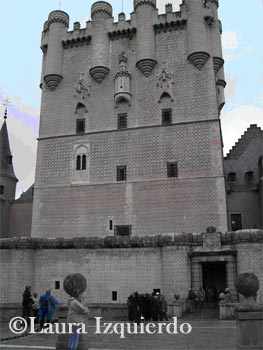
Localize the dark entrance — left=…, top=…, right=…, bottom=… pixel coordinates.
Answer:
left=202, top=262, right=227, bottom=303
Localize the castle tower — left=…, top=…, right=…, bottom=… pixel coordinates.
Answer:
left=32, top=0, right=227, bottom=238
left=134, top=0, right=157, bottom=77
left=89, top=1, right=113, bottom=82
left=42, top=10, right=69, bottom=89
left=0, top=111, right=17, bottom=237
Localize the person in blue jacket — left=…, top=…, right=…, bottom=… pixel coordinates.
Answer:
left=39, top=290, right=60, bottom=329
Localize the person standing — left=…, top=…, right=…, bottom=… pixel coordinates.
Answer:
left=22, top=286, right=34, bottom=325
left=39, top=290, right=60, bottom=329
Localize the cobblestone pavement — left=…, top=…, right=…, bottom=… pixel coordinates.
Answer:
left=0, top=320, right=236, bottom=350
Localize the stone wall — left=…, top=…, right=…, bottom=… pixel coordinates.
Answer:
left=0, top=243, right=191, bottom=305
left=32, top=121, right=227, bottom=237
left=1, top=232, right=263, bottom=306
left=9, top=202, right=33, bottom=237
left=32, top=2, right=228, bottom=238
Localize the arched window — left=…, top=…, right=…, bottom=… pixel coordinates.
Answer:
left=82, top=155, right=87, bottom=170
left=76, top=155, right=81, bottom=170
left=75, top=102, right=87, bottom=117
left=75, top=145, right=89, bottom=172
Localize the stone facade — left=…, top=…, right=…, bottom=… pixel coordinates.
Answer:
left=31, top=0, right=228, bottom=238
left=1, top=0, right=263, bottom=316
left=224, top=125, right=263, bottom=230
left=0, top=232, right=262, bottom=306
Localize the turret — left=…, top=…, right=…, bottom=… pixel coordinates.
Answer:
left=134, top=0, right=157, bottom=77
left=43, top=10, right=69, bottom=89
left=205, top=0, right=224, bottom=73
left=89, top=2, right=112, bottom=83
left=0, top=111, right=18, bottom=237
left=205, top=0, right=225, bottom=113
left=186, top=0, right=210, bottom=70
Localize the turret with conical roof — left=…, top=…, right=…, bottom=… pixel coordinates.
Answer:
left=0, top=110, right=17, bottom=237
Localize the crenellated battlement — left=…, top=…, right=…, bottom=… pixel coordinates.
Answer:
left=40, top=0, right=225, bottom=105
left=46, top=10, right=69, bottom=29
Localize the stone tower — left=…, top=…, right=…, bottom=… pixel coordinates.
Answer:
left=0, top=111, right=17, bottom=237
left=32, top=0, right=227, bottom=238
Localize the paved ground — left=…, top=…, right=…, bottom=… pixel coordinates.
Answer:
left=0, top=319, right=236, bottom=350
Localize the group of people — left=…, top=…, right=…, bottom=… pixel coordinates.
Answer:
left=187, top=287, right=234, bottom=311
left=127, top=291, right=168, bottom=322
left=22, top=286, right=60, bottom=329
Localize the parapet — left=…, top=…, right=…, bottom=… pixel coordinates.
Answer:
left=91, top=1, right=113, bottom=20
left=134, top=0, right=156, bottom=10
left=46, top=10, right=69, bottom=29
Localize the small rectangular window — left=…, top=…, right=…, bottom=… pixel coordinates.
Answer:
left=76, top=119, right=85, bottom=134
left=0, top=185, right=4, bottom=195
left=7, top=156, right=13, bottom=165
left=118, top=113, right=127, bottom=130
left=112, top=291, right=117, bottom=301
left=153, top=289, right=161, bottom=295
left=115, top=225, right=132, bottom=236
left=109, top=220, right=113, bottom=231
left=55, top=281, right=60, bottom=290
left=117, top=165, right=127, bottom=181
left=231, top=213, right=242, bottom=231
left=167, top=162, right=178, bottom=178
left=162, top=109, right=172, bottom=125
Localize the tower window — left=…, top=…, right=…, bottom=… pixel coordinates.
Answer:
left=112, top=291, right=117, bottom=301
left=76, top=119, right=85, bottom=134
left=76, top=155, right=86, bottom=171
left=167, top=162, right=178, bottom=178
left=109, top=220, right=113, bottom=231
left=55, top=281, right=60, bottom=290
left=117, top=113, right=127, bottom=130
left=115, top=225, right=132, bottom=236
left=245, top=171, right=254, bottom=183
left=117, top=165, right=127, bottom=181
left=76, top=155, right=81, bottom=170
left=0, top=185, right=4, bottom=195
left=162, top=109, right=172, bottom=125
left=7, top=156, right=13, bottom=165
left=227, top=172, right=236, bottom=182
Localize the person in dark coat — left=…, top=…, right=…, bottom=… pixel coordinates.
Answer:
left=22, top=286, right=34, bottom=325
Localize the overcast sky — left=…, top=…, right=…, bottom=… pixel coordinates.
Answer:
left=0, top=0, right=263, bottom=196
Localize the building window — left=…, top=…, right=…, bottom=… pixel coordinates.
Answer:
left=153, top=289, right=161, bottom=296
left=117, top=165, right=127, bottom=181
left=167, top=162, right=178, bottom=178
left=245, top=171, right=254, bottom=183
left=231, top=213, right=242, bottom=231
left=117, top=113, right=127, bottom=130
left=115, top=225, right=132, bottom=236
left=0, top=185, right=4, bottom=195
left=227, top=172, right=236, bottom=182
left=112, top=291, right=117, bottom=301
left=76, top=154, right=86, bottom=171
left=162, top=109, right=172, bottom=125
left=55, top=281, right=60, bottom=290
left=109, top=220, right=113, bottom=231
left=76, top=119, right=85, bottom=134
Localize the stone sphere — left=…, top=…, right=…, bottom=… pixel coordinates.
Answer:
left=63, top=273, right=87, bottom=298
left=236, top=273, right=259, bottom=298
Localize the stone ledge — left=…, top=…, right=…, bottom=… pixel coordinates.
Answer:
left=1, top=230, right=263, bottom=250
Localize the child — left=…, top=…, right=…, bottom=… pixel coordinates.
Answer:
left=63, top=274, right=89, bottom=350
